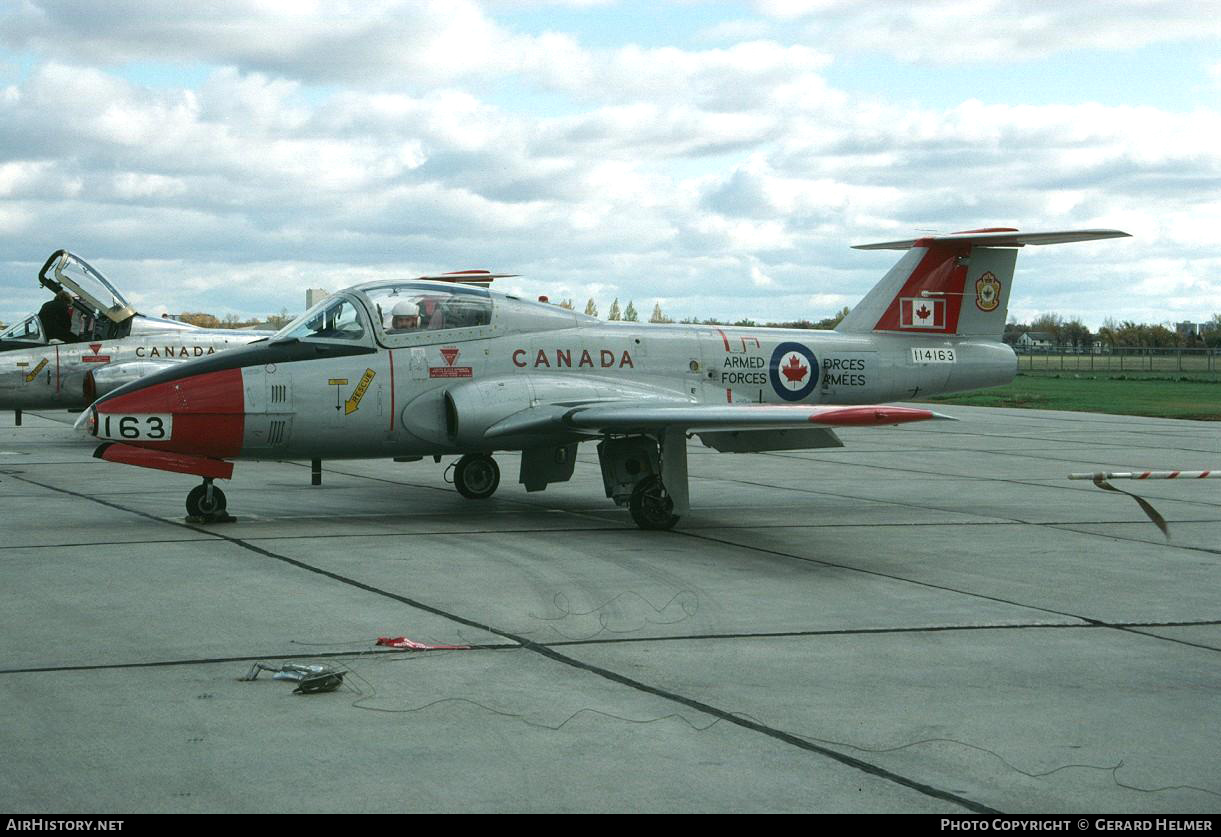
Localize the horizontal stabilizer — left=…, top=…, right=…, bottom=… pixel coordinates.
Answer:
left=852, top=229, right=1130, bottom=250
left=416, top=270, right=518, bottom=285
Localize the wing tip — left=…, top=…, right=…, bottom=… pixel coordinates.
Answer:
left=809, top=406, right=956, bottom=426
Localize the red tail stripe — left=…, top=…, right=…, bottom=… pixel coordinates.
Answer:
left=872, top=244, right=969, bottom=334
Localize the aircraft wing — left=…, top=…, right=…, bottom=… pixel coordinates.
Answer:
left=556, top=402, right=948, bottom=433
left=484, top=400, right=951, bottom=447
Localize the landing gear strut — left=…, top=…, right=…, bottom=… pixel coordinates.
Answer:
left=598, top=431, right=688, bottom=530
left=629, top=475, right=679, bottom=530
left=454, top=454, right=500, bottom=499
left=186, top=478, right=231, bottom=521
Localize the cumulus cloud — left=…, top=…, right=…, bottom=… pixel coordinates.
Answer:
left=752, top=0, right=1221, bottom=64
left=2, top=0, right=516, bottom=87
left=0, top=2, right=1218, bottom=328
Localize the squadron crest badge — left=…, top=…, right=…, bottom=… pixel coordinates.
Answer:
left=975, top=272, right=1001, bottom=312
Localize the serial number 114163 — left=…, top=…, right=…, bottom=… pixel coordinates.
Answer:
left=911, top=347, right=956, bottom=363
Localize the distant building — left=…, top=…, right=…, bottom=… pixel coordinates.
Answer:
left=1176, top=321, right=1201, bottom=338
left=306, top=288, right=330, bottom=308
left=1018, top=331, right=1055, bottom=349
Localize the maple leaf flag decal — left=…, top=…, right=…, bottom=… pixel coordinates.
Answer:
left=899, top=297, right=946, bottom=329
left=781, top=355, right=808, bottom=383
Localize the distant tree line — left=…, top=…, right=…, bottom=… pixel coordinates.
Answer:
left=175, top=308, right=294, bottom=330
left=572, top=299, right=853, bottom=330
left=1004, top=313, right=1221, bottom=349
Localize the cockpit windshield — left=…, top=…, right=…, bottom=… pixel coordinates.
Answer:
left=273, top=295, right=370, bottom=344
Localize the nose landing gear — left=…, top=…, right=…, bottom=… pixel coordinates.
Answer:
left=186, top=478, right=233, bottom=522
left=453, top=454, right=500, bottom=499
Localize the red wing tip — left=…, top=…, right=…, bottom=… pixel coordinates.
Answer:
left=809, top=406, right=955, bottom=426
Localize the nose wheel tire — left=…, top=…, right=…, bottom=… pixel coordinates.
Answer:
left=454, top=454, right=500, bottom=499
left=186, top=484, right=228, bottom=518
left=629, top=475, right=679, bottom=530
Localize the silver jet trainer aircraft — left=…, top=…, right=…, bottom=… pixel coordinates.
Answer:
left=78, top=229, right=1129, bottom=529
left=1, top=250, right=274, bottom=422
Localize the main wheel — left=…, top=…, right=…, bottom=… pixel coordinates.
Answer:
left=454, top=454, right=500, bottom=499
left=629, top=476, right=679, bottom=530
left=186, top=484, right=228, bottom=517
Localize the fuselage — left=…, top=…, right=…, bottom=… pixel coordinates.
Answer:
left=86, top=282, right=1016, bottom=460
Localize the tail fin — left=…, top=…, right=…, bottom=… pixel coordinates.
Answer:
left=836, top=228, right=1130, bottom=340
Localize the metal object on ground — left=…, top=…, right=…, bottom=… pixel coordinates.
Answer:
left=241, top=662, right=346, bottom=694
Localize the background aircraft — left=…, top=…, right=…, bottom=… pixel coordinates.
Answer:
left=0, top=250, right=273, bottom=422
left=79, top=228, right=1129, bottom=529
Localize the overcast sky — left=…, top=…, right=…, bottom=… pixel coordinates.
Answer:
left=1, top=0, right=1219, bottom=329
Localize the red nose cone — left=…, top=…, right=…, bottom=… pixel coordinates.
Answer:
left=96, top=368, right=245, bottom=458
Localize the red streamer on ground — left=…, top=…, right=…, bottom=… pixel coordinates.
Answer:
left=376, top=636, right=471, bottom=651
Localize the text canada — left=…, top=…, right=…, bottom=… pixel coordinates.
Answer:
left=512, top=348, right=634, bottom=369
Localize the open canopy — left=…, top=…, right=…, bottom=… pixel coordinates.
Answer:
left=39, top=250, right=137, bottom=324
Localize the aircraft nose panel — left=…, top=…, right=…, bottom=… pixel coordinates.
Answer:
left=94, top=368, right=245, bottom=458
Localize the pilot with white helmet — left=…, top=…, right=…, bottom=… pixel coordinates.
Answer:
left=389, top=300, right=423, bottom=332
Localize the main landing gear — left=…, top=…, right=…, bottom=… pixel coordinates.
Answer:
left=453, top=453, right=500, bottom=499
left=597, top=431, right=688, bottom=531
left=186, top=478, right=233, bottom=522
left=629, top=475, right=679, bottom=530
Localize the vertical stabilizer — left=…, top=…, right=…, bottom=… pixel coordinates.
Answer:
left=836, top=228, right=1130, bottom=341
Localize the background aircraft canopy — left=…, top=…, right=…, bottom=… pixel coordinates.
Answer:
left=39, top=250, right=137, bottom=323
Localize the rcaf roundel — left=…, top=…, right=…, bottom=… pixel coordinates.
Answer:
left=769, top=341, right=818, bottom=401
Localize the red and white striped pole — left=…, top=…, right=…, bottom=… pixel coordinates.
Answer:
left=1069, top=470, right=1216, bottom=480
left=1068, top=469, right=1218, bottom=539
